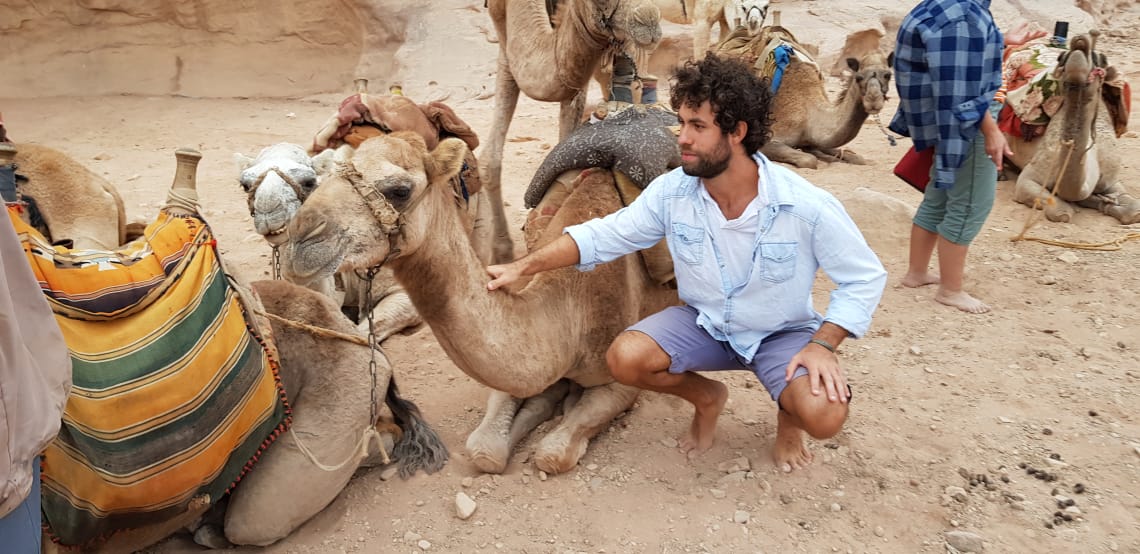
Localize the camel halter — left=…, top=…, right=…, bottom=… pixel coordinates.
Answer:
left=247, top=166, right=311, bottom=280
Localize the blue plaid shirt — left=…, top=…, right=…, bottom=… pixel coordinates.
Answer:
left=888, top=0, right=1003, bottom=189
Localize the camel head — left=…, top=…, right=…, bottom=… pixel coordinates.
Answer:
left=609, top=0, right=663, bottom=51
left=281, top=132, right=467, bottom=285
left=1052, top=31, right=1119, bottom=139
left=235, top=143, right=345, bottom=245
left=730, top=0, right=769, bottom=35
left=844, top=51, right=894, bottom=115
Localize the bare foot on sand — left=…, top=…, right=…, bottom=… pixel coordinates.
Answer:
left=774, top=410, right=814, bottom=472
left=935, top=289, right=991, bottom=314
left=679, top=380, right=728, bottom=455
left=901, top=271, right=940, bottom=288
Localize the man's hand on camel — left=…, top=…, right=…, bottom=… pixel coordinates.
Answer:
left=486, top=262, right=523, bottom=291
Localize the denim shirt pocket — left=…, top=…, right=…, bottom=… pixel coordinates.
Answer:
left=671, top=223, right=705, bottom=265
left=757, top=241, right=797, bottom=282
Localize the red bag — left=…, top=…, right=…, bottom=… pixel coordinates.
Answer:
left=893, top=146, right=934, bottom=192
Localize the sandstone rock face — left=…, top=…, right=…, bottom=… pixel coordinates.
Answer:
left=0, top=0, right=405, bottom=98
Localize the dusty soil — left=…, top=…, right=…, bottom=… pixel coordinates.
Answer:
left=3, top=0, right=1139, bottom=552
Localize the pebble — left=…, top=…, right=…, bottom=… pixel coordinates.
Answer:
left=1037, top=275, right=1058, bottom=285
left=455, top=492, right=477, bottom=520
left=378, top=466, right=399, bottom=481
left=717, top=457, right=751, bottom=473
left=710, top=489, right=727, bottom=499
left=733, top=510, right=750, bottom=524
left=404, top=531, right=422, bottom=543
left=873, top=526, right=886, bottom=538
left=944, top=530, right=985, bottom=552
left=909, top=345, right=922, bottom=355
left=780, top=494, right=794, bottom=505
left=830, top=503, right=842, bottom=512
left=461, top=477, right=474, bottom=488
left=538, top=471, right=548, bottom=482
left=661, top=438, right=679, bottom=448
left=1057, top=252, right=1079, bottom=264
left=945, top=486, right=968, bottom=503
left=1042, top=428, right=1053, bottom=435
left=417, top=539, right=432, bottom=550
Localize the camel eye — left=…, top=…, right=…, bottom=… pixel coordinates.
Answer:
left=385, top=186, right=412, bottom=202
left=299, top=176, right=317, bottom=190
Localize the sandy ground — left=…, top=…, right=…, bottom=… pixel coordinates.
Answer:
left=3, top=1, right=1140, bottom=552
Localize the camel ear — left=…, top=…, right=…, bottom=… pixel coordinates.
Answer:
left=846, top=58, right=861, bottom=72
left=234, top=152, right=256, bottom=172
left=311, top=144, right=353, bottom=176
left=426, top=138, right=468, bottom=184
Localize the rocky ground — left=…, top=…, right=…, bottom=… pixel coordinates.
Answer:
left=2, top=0, right=1139, bottom=552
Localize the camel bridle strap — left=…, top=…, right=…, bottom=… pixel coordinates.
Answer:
left=247, top=166, right=309, bottom=205
left=741, top=2, right=767, bottom=23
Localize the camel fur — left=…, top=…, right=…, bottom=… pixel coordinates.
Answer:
left=11, top=143, right=132, bottom=250
left=483, top=0, right=662, bottom=263
left=1003, top=33, right=1140, bottom=224
left=281, top=132, right=679, bottom=475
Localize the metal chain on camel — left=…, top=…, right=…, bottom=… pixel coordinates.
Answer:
left=1011, top=139, right=1140, bottom=250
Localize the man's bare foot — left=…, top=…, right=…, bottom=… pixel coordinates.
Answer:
left=678, top=380, right=728, bottom=455
left=935, top=289, right=991, bottom=314
left=774, top=410, right=813, bottom=472
left=901, top=272, right=939, bottom=288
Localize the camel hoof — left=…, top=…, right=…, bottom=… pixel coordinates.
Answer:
left=533, top=452, right=576, bottom=475
left=468, top=450, right=509, bottom=474
left=533, top=435, right=588, bottom=475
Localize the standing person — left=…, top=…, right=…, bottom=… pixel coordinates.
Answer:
left=1, top=145, right=73, bottom=553
left=889, top=0, right=1009, bottom=314
left=486, top=54, right=886, bottom=472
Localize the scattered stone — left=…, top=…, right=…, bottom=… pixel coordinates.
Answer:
left=830, top=503, right=842, bottom=512
left=710, top=488, right=727, bottom=499
left=1088, top=410, right=1098, bottom=417
left=538, top=471, right=548, bottom=482
left=998, top=416, right=1014, bottom=424
left=733, top=510, right=750, bottom=524
left=780, top=494, right=794, bottom=505
left=586, top=464, right=598, bottom=471
left=455, top=492, right=477, bottom=520
left=944, top=530, right=985, bottom=552
left=957, top=467, right=971, bottom=480
left=717, top=457, right=751, bottom=473
left=378, top=465, right=399, bottom=481
left=192, top=525, right=231, bottom=549
left=417, top=539, right=432, bottom=550
left=1036, top=275, right=1058, bottom=285
left=660, top=438, right=679, bottom=448
left=404, top=531, right=423, bottom=543
left=460, top=477, right=474, bottom=488
left=1073, top=483, right=1085, bottom=494
left=909, top=345, right=923, bottom=356
left=1057, top=252, right=1079, bottom=264
left=998, top=253, right=1014, bottom=262
left=873, top=526, right=886, bottom=538
left=1042, top=428, right=1053, bottom=435
left=945, top=486, right=968, bottom=503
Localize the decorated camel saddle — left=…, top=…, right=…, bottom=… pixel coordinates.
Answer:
left=716, top=24, right=820, bottom=94
left=523, top=103, right=681, bottom=286
left=999, top=38, right=1131, bottom=141
left=311, top=82, right=482, bottom=199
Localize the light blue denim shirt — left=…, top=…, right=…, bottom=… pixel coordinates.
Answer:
left=565, top=153, right=887, bottom=362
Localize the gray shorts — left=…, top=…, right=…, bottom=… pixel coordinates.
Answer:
left=627, top=305, right=812, bottom=402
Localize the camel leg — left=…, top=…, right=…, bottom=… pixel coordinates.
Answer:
left=533, top=382, right=640, bottom=475
left=356, top=288, right=424, bottom=343
left=693, top=21, right=712, bottom=59
left=505, top=380, right=572, bottom=454
left=810, top=147, right=867, bottom=165
left=761, top=141, right=819, bottom=169
left=466, top=389, right=523, bottom=473
left=594, top=65, right=612, bottom=103
left=558, top=90, right=588, bottom=142
left=484, top=51, right=521, bottom=263
left=1078, top=180, right=1140, bottom=225
left=1014, top=173, right=1078, bottom=222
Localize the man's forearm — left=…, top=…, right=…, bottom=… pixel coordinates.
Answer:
left=517, top=234, right=582, bottom=276
left=812, top=321, right=851, bottom=351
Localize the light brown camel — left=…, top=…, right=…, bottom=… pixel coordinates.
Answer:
left=717, top=27, right=894, bottom=169
left=8, top=143, right=133, bottom=250
left=1004, top=33, right=1140, bottom=224
left=30, top=149, right=446, bottom=552
left=281, top=132, right=678, bottom=474
left=483, top=0, right=661, bottom=264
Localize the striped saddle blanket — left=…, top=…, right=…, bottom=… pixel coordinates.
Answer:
left=6, top=206, right=290, bottom=548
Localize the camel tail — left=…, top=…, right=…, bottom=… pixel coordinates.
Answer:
left=385, top=378, right=450, bottom=478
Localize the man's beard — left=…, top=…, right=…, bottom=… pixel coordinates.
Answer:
left=681, top=137, right=732, bottom=179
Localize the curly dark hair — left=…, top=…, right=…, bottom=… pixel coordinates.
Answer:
left=669, top=53, right=774, bottom=155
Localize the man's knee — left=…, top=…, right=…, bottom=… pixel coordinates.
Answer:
left=606, top=331, right=667, bottom=385
left=798, top=401, right=848, bottom=439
